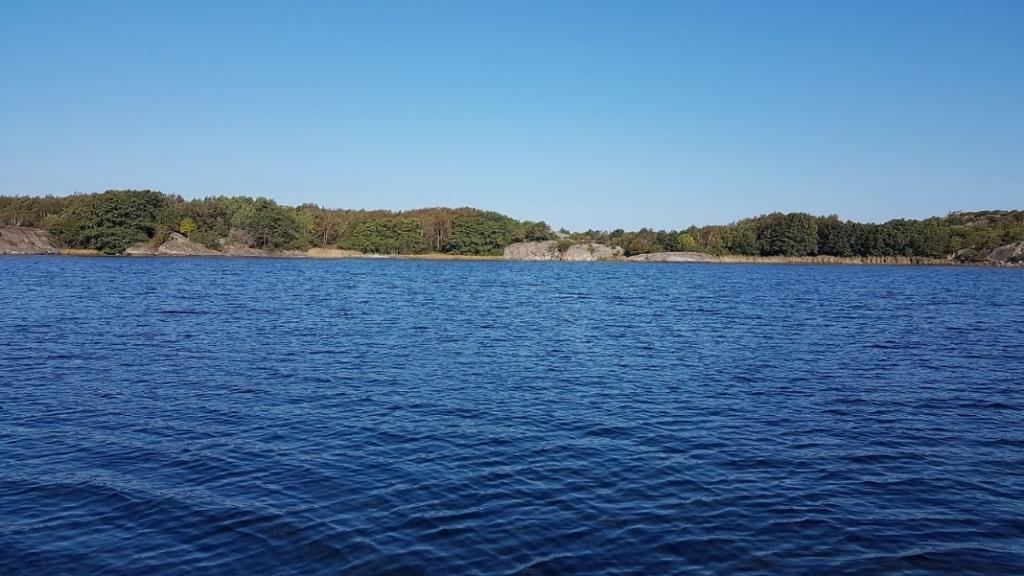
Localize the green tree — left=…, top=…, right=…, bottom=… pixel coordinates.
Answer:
left=341, top=217, right=426, bottom=254
left=756, top=212, right=818, bottom=256
left=817, top=217, right=857, bottom=257
left=721, top=223, right=758, bottom=255
left=179, top=217, right=197, bottom=236
left=444, top=212, right=518, bottom=255
left=231, top=197, right=297, bottom=249
left=516, top=220, right=555, bottom=242
left=45, top=190, right=165, bottom=253
left=678, top=233, right=699, bottom=251
left=622, top=228, right=658, bottom=256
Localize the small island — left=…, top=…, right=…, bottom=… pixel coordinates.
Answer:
left=1, top=190, right=1022, bottom=266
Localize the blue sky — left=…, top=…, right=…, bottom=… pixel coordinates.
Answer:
left=1, top=0, right=1021, bottom=230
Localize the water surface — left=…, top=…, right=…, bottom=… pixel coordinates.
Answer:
left=2, top=258, right=1023, bottom=575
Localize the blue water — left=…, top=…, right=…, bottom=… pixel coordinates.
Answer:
left=1, top=257, right=1023, bottom=575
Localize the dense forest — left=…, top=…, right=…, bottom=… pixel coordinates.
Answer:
left=562, top=210, right=1024, bottom=261
left=1, top=190, right=1022, bottom=260
left=0, top=191, right=553, bottom=255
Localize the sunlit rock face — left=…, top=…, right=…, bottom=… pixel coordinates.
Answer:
left=626, top=251, right=717, bottom=263
left=0, top=227, right=61, bottom=254
left=127, top=232, right=223, bottom=256
left=503, top=241, right=624, bottom=261
left=561, top=243, right=624, bottom=261
left=987, top=241, right=1024, bottom=265
left=502, top=240, right=561, bottom=260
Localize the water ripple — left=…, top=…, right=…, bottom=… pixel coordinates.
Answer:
left=1, top=258, right=1023, bottom=574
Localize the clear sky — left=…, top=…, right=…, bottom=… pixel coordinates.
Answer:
left=1, top=0, right=1021, bottom=230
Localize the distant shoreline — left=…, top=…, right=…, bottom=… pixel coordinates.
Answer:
left=4, top=192, right=1023, bottom=265
left=2, top=249, right=1015, bottom=267
left=2, top=221, right=1021, bottom=267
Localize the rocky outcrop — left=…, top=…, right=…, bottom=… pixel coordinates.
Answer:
left=0, top=227, right=61, bottom=254
left=216, top=241, right=307, bottom=258
left=124, top=241, right=158, bottom=255
left=503, top=241, right=623, bottom=261
left=127, top=233, right=223, bottom=256
left=987, top=241, right=1024, bottom=265
left=218, top=242, right=268, bottom=257
left=502, top=241, right=561, bottom=260
left=627, top=251, right=718, bottom=263
left=562, top=243, right=624, bottom=261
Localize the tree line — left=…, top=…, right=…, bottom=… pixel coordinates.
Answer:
left=0, top=191, right=553, bottom=255
left=1, top=191, right=1021, bottom=259
left=564, top=211, right=1024, bottom=261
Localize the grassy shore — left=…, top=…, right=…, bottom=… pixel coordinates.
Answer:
left=713, top=254, right=961, bottom=266
left=60, top=248, right=104, bottom=256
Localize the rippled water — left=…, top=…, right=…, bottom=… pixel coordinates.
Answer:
left=2, top=257, right=1023, bottom=575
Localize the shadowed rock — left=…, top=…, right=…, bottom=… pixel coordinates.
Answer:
left=217, top=242, right=307, bottom=257
left=0, top=227, right=61, bottom=254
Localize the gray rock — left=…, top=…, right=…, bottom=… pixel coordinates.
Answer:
left=128, top=232, right=223, bottom=256
left=987, top=241, right=1024, bottom=264
left=562, top=243, right=624, bottom=261
left=503, top=241, right=624, bottom=261
left=503, top=241, right=561, bottom=260
left=626, top=251, right=718, bottom=263
left=157, top=233, right=223, bottom=256
left=124, top=241, right=159, bottom=255
left=219, top=242, right=269, bottom=257
left=217, top=241, right=307, bottom=258
left=0, top=227, right=61, bottom=254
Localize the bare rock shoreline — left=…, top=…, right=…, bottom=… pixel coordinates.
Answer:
left=0, top=227, right=61, bottom=255
left=626, top=252, right=717, bottom=263
left=2, top=227, right=1022, bottom=266
left=126, top=233, right=223, bottom=256
left=501, top=240, right=625, bottom=261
